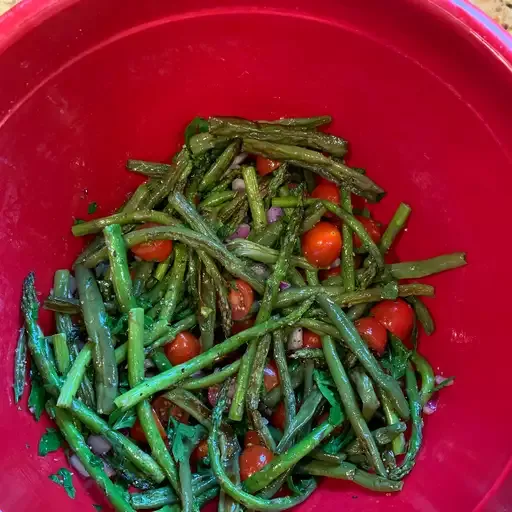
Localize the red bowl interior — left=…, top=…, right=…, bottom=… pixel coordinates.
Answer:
left=1, top=0, right=512, bottom=510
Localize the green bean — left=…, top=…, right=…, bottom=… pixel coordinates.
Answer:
left=57, top=342, right=93, bottom=408
left=318, top=295, right=410, bottom=420
left=248, top=217, right=287, bottom=248
left=158, top=243, right=188, bottom=322
left=242, top=165, right=267, bottom=232
left=104, top=224, right=137, bottom=313
left=48, top=404, right=135, bottom=512
left=72, top=211, right=177, bottom=236
left=119, top=182, right=153, bottom=214
left=321, top=335, right=387, bottom=476
left=181, top=360, right=241, bottom=390
left=276, top=389, right=323, bottom=453
left=345, top=422, right=407, bottom=456
left=257, top=116, right=332, bottom=128
left=153, top=257, right=171, bottom=283
left=350, top=367, right=380, bottom=422
left=163, top=388, right=213, bottom=430
left=242, top=138, right=384, bottom=202
left=189, top=132, right=230, bottom=155
left=289, top=348, right=325, bottom=362
left=346, top=303, right=369, bottom=322
left=407, top=296, right=435, bottom=335
left=197, top=268, right=216, bottom=351
left=265, top=162, right=289, bottom=209
left=412, top=352, right=435, bottom=406
left=199, top=190, right=237, bottom=210
left=390, top=363, right=424, bottom=480
left=297, top=460, right=403, bottom=492
left=209, top=385, right=317, bottom=510
left=226, top=239, right=317, bottom=270
left=210, top=117, right=347, bottom=157
left=44, top=296, right=80, bottom=314
left=198, top=141, right=241, bottom=192
left=13, top=327, right=27, bottom=403
left=263, top=363, right=305, bottom=409
left=379, top=203, right=411, bottom=254
left=244, top=418, right=338, bottom=493
left=301, top=202, right=326, bottom=233
left=310, top=449, right=347, bottom=464
left=132, top=261, right=155, bottom=296
left=388, top=252, right=467, bottom=279
left=287, top=267, right=306, bottom=287
left=217, top=192, right=246, bottom=226
left=143, top=271, right=173, bottom=306
left=378, top=389, right=406, bottom=456
left=75, top=265, right=118, bottom=414
left=186, top=248, right=200, bottom=311
left=128, top=308, right=180, bottom=494
left=126, top=159, right=171, bottom=178
left=105, top=453, right=158, bottom=491
left=115, top=305, right=310, bottom=411
left=152, top=349, right=173, bottom=372
left=340, top=189, right=355, bottom=291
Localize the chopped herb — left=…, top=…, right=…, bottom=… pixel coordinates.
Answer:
left=49, top=468, right=76, bottom=499
left=73, top=218, right=85, bottom=225
left=170, top=419, right=207, bottom=463
left=93, top=506, right=103, bottom=511
left=184, top=117, right=209, bottom=147
left=381, top=281, right=399, bottom=300
left=38, top=428, right=63, bottom=456
left=381, top=334, right=411, bottom=380
left=313, top=369, right=339, bottom=407
left=108, top=408, right=137, bottom=430
left=87, top=202, right=98, bottom=215
left=28, top=370, right=46, bottom=421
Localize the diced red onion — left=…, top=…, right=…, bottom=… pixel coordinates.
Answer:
left=103, top=463, right=116, bottom=478
left=287, top=327, right=303, bottom=351
left=423, top=397, right=438, bottom=415
left=435, top=375, right=454, bottom=386
left=329, top=258, right=341, bottom=269
left=279, top=281, right=291, bottom=291
left=267, top=207, right=284, bottom=224
left=229, top=152, right=248, bottom=170
left=191, top=370, right=204, bottom=379
left=227, top=223, right=251, bottom=240
left=88, top=435, right=112, bottom=455
left=231, top=178, right=246, bottom=191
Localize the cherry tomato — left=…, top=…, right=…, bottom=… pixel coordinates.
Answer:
left=191, top=439, right=209, bottom=462
left=354, top=317, right=388, bottom=355
left=263, top=361, right=280, bottom=392
left=318, top=266, right=341, bottom=281
left=371, top=299, right=414, bottom=340
left=244, top=430, right=264, bottom=447
left=353, top=216, right=381, bottom=249
left=130, top=410, right=167, bottom=443
left=164, top=331, right=201, bottom=366
left=302, top=330, right=322, bottom=349
left=270, top=402, right=286, bottom=431
left=131, top=223, right=173, bottom=262
left=256, top=156, right=281, bottom=176
left=239, top=445, right=274, bottom=481
left=231, top=316, right=256, bottom=335
left=311, top=181, right=340, bottom=219
left=301, top=221, right=342, bottom=268
left=152, top=396, right=190, bottom=426
left=229, top=280, right=254, bottom=321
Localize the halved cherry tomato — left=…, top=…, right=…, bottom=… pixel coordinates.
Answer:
left=231, top=316, right=256, bottom=335
left=355, top=317, right=388, bottom=355
left=301, top=221, right=342, bottom=268
left=131, top=223, right=173, bottom=262
left=152, top=396, right=190, bottom=426
left=256, top=155, right=281, bottom=176
left=191, top=439, right=209, bottom=462
left=371, top=299, right=414, bottom=341
left=302, top=330, right=322, bottom=349
left=229, top=280, right=254, bottom=321
left=270, top=402, right=286, bottom=431
left=130, top=410, right=167, bottom=443
left=239, top=445, right=274, bottom=481
left=318, top=266, right=341, bottom=281
left=311, top=181, right=340, bottom=219
left=244, top=430, right=264, bottom=447
left=263, top=361, right=280, bottom=392
left=353, top=216, right=381, bottom=249
left=164, top=331, right=201, bottom=366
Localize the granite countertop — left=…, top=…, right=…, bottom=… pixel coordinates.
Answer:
left=0, top=0, right=512, bottom=31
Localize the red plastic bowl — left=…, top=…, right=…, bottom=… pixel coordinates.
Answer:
left=1, top=0, right=511, bottom=511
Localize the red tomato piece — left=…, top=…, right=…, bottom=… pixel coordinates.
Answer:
left=229, top=280, right=254, bottom=321
left=302, top=330, right=322, bottom=349
left=256, top=155, right=281, bottom=176
left=355, top=317, right=388, bottom=355
left=239, top=445, right=274, bottom=481
left=164, top=331, right=201, bottom=366
left=131, top=223, right=173, bottom=262
left=371, top=299, right=414, bottom=340
left=353, top=216, right=381, bottom=249
left=191, top=439, right=209, bottom=462
left=231, top=316, right=256, bottom=335
left=244, top=430, right=264, bottom=447
left=263, top=360, right=280, bottom=392
left=270, top=402, right=286, bottom=431
left=130, top=410, right=167, bottom=443
left=152, top=396, right=190, bottom=426
left=311, top=181, right=340, bottom=218
left=301, top=221, right=342, bottom=268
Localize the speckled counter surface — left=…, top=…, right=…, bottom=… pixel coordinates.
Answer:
left=1, top=0, right=512, bottom=30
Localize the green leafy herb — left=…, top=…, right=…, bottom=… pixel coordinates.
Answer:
left=73, top=218, right=85, bottom=225
left=93, top=505, right=103, bottom=511
left=170, top=419, right=207, bottom=463
left=88, top=201, right=98, bottom=215
left=106, top=314, right=128, bottom=336
left=49, top=468, right=76, bottom=499
left=28, top=370, right=46, bottom=421
left=381, top=334, right=411, bottom=380
left=323, top=433, right=346, bottom=455
left=432, top=376, right=455, bottom=393
left=136, top=296, right=153, bottom=310
left=185, top=117, right=209, bottom=146
left=381, top=281, right=399, bottom=300
left=38, top=428, right=63, bottom=456
left=313, top=369, right=339, bottom=407
left=328, top=404, right=344, bottom=426
left=108, top=408, right=137, bottom=430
